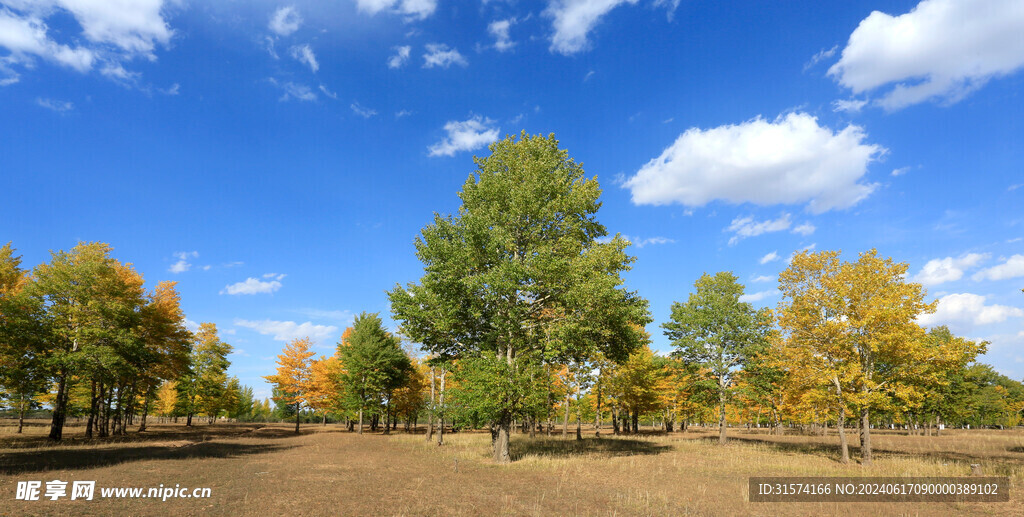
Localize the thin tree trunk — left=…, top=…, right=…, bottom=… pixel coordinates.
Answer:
left=427, top=366, right=435, bottom=442
left=861, top=406, right=872, bottom=465
left=86, top=380, right=97, bottom=438
left=563, top=393, right=570, bottom=438
left=295, top=402, right=301, bottom=434
left=718, top=380, right=728, bottom=444
left=17, top=393, right=26, bottom=433
left=437, top=368, right=446, bottom=446
left=837, top=404, right=850, bottom=464
left=594, top=376, right=602, bottom=437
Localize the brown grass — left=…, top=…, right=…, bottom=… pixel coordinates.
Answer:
left=1, top=420, right=1022, bottom=516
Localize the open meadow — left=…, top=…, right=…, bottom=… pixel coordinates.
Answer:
left=2, top=420, right=1022, bottom=516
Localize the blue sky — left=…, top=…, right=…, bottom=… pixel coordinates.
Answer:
left=2, top=0, right=1022, bottom=399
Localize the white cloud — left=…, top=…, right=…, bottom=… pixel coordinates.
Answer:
left=891, top=166, right=911, bottom=176
left=751, top=275, right=774, bottom=283
left=35, top=97, right=73, bottom=112
left=792, top=222, right=816, bottom=236
left=169, top=250, right=198, bottom=274
left=832, top=98, right=867, bottom=113
left=269, top=6, right=301, bottom=36
left=388, top=45, right=410, bottom=68
left=759, top=251, right=780, bottom=264
left=545, top=0, right=638, bottom=55
left=624, top=112, right=884, bottom=214
left=726, top=214, right=791, bottom=245
left=350, top=101, right=377, bottom=118
left=160, top=82, right=179, bottom=95
left=489, top=18, right=515, bottom=51
left=0, top=0, right=178, bottom=83
left=269, top=78, right=316, bottom=101
left=918, top=293, right=1024, bottom=328
left=739, top=290, right=777, bottom=303
left=395, top=109, right=412, bottom=118
left=289, top=44, right=318, bottom=73
left=804, top=45, right=837, bottom=71
left=221, top=277, right=283, bottom=295
left=972, top=255, right=1024, bottom=281
left=786, top=243, right=817, bottom=265
left=423, top=43, right=467, bottom=69
left=183, top=318, right=199, bottom=332
left=428, top=115, right=499, bottom=157
left=828, top=0, right=1024, bottom=110
left=262, top=273, right=287, bottom=281
left=620, top=235, right=674, bottom=248
left=356, top=0, right=436, bottom=20
left=318, top=83, right=337, bottom=99
left=914, top=253, right=989, bottom=285
left=234, top=318, right=338, bottom=344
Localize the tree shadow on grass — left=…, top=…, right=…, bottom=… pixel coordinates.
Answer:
left=0, top=440, right=295, bottom=475
left=700, top=435, right=1024, bottom=469
left=511, top=437, right=672, bottom=461
left=0, top=423, right=318, bottom=450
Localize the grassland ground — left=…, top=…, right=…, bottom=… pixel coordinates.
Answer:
left=1, top=420, right=1022, bottom=516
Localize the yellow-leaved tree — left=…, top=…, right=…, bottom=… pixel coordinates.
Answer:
left=264, top=337, right=315, bottom=434
left=778, top=249, right=935, bottom=465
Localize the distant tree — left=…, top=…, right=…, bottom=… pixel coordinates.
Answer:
left=0, top=243, right=48, bottom=433
left=337, top=313, right=411, bottom=434
left=663, top=272, right=771, bottom=444
left=304, top=354, right=341, bottom=425
left=265, top=337, right=315, bottom=433
left=176, top=323, right=232, bottom=426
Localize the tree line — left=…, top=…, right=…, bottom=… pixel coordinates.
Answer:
left=262, top=132, right=1022, bottom=466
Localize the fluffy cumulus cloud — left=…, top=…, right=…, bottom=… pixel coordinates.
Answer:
left=972, top=255, right=1024, bottom=281
left=0, top=0, right=176, bottom=84
left=913, top=253, right=989, bottom=285
left=422, top=43, right=467, bottom=69
left=169, top=250, right=198, bottom=273
left=624, top=112, right=885, bottom=214
left=269, top=6, right=301, bottom=36
left=356, top=0, right=436, bottom=20
left=289, top=44, right=318, bottom=73
left=918, top=293, right=1024, bottom=329
left=221, top=274, right=285, bottom=295
left=545, top=0, right=638, bottom=55
left=428, top=115, right=499, bottom=157
left=387, top=45, right=410, bottom=68
left=234, top=318, right=338, bottom=344
left=828, top=0, right=1024, bottom=110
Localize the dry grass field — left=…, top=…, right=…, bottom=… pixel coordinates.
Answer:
left=1, top=419, right=1022, bottom=516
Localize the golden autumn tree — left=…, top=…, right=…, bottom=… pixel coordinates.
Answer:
left=778, top=249, right=935, bottom=465
left=306, top=354, right=342, bottom=425
left=264, top=337, right=315, bottom=434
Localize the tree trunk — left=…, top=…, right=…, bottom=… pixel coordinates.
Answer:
left=837, top=404, right=850, bottom=464
left=427, top=366, right=435, bottom=442
left=17, top=393, right=26, bottom=434
left=575, top=405, right=582, bottom=441
left=358, top=408, right=364, bottom=435
left=48, top=370, right=69, bottom=441
left=295, top=402, right=301, bottom=434
left=437, top=368, right=446, bottom=446
left=383, top=401, right=391, bottom=435
left=493, top=410, right=511, bottom=463
left=631, top=410, right=639, bottom=434
left=86, top=380, right=97, bottom=438
left=139, top=391, right=151, bottom=432
left=562, top=393, right=570, bottom=438
left=718, top=382, right=728, bottom=444
left=860, top=406, right=872, bottom=465
left=594, top=375, right=602, bottom=437
left=935, top=414, right=941, bottom=437
left=611, top=407, right=620, bottom=435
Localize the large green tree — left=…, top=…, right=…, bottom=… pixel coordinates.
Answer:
left=389, top=132, right=650, bottom=462
left=662, top=272, right=771, bottom=444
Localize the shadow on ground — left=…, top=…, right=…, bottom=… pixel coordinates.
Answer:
left=700, top=434, right=1024, bottom=470
left=0, top=440, right=295, bottom=475
left=511, top=437, right=672, bottom=460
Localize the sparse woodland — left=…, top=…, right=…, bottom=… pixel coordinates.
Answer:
left=2, top=134, right=1023, bottom=469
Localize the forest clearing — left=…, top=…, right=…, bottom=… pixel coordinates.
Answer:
left=1, top=420, right=1022, bottom=516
